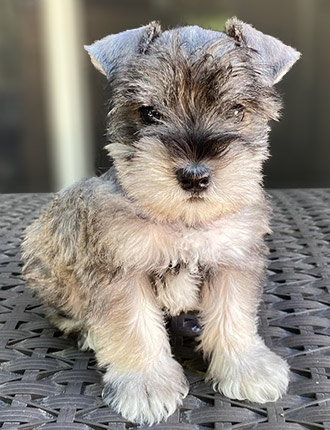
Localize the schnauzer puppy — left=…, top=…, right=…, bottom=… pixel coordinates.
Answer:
left=22, top=18, right=300, bottom=425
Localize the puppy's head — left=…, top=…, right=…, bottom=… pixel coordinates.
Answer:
left=86, top=19, right=300, bottom=226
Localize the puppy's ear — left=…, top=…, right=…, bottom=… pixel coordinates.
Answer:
left=84, top=21, right=161, bottom=78
left=225, top=17, right=300, bottom=85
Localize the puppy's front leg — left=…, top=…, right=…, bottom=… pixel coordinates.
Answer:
left=90, top=272, right=188, bottom=425
left=199, top=265, right=289, bottom=403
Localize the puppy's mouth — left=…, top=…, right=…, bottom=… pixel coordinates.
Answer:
left=187, top=192, right=205, bottom=202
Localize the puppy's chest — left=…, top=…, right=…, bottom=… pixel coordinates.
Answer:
left=151, top=229, right=217, bottom=315
left=110, top=212, right=253, bottom=273
left=167, top=226, right=224, bottom=271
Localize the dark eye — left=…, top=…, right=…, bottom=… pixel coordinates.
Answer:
left=227, top=104, right=245, bottom=123
left=140, top=106, right=161, bottom=125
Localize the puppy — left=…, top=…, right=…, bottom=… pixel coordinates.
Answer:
left=22, top=18, right=300, bottom=425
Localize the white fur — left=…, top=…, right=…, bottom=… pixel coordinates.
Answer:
left=207, top=336, right=289, bottom=403
left=84, top=272, right=189, bottom=424
left=103, top=355, right=189, bottom=425
left=198, top=266, right=289, bottom=403
left=155, top=267, right=201, bottom=315
left=79, top=330, right=98, bottom=351
left=93, top=190, right=270, bottom=275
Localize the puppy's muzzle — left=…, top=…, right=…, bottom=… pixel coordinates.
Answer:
left=176, top=165, right=210, bottom=193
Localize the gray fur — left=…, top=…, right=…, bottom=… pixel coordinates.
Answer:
left=225, top=17, right=301, bottom=84
left=84, top=21, right=161, bottom=77
left=22, top=18, right=300, bottom=425
left=86, top=17, right=300, bottom=84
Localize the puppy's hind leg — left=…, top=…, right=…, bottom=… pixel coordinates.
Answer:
left=42, top=306, right=95, bottom=352
left=44, top=306, right=85, bottom=338
left=89, top=272, right=189, bottom=426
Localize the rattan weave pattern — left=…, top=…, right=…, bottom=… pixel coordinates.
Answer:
left=0, top=190, right=330, bottom=430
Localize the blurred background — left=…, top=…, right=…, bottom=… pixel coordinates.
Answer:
left=1, top=0, right=329, bottom=193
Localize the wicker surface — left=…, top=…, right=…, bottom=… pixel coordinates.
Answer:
left=1, top=190, right=330, bottom=430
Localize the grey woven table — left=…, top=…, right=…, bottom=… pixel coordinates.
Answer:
left=1, top=190, right=330, bottom=430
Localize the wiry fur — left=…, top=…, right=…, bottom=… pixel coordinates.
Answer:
left=22, top=18, right=300, bottom=425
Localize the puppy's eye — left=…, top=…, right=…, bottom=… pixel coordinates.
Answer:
left=227, top=104, right=245, bottom=123
left=140, top=106, right=161, bottom=125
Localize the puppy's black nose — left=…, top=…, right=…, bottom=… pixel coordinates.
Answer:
left=176, top=165, right=210, bottom=192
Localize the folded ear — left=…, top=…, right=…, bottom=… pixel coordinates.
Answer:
left=84, top=21, right=161, bottom=78
left=225, top=17, right=301, bottom=85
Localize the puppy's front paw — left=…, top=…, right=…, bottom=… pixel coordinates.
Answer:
left=102, top=358, right=189, bottom=425
left=208, top=342, right=289, bottom=403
